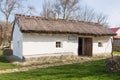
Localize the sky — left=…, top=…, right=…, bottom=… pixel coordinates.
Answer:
left=81, top=0, right=120, bottom=27
left=26, top=0, right=120, bottom=27
left=0, top=0, right=120, bottom=27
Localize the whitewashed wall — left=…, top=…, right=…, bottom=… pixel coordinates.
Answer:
left=22, top=33, right=112, bottom=57
left=13, top=24, right=112, bottom=59
left=22, top=33, right=78, bottom=56
left=93, top=36, right=112, bottom=55
left=13, top=22, right=23, bottom=59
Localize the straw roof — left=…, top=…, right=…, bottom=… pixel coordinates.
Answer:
left=14, top=14, right=116, bottom=36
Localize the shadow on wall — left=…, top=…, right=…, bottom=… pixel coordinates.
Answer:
left=23, top=33, right=77, bottom=43
left=93, top=36, right=110, bottom=43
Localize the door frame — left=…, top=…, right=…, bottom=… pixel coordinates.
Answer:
left=78, top=37, right=93, bottom=56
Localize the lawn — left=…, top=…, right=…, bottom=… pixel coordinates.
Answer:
left=113, top=51, right=120, bottom=55
left=0, top=50, right=3, bottom=55
left=0, top=59, right=119, bottom=80
left=0, top=56, right=20, bottom=70
left=0, top=50, right=20, bottom=70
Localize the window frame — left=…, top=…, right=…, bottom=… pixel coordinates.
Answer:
left=56, top=41, right=62, bottom=48
left=98, top=42, right=103, bottom=47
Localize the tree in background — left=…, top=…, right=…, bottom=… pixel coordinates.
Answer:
left=95, top=13, right=108, bottom=26
left=76, top=6, right=95, bottom=22
left=55, top=0, right=80, bottom=19
left=41, top=0, right=108, bottom=26
left=27, top=5, right=36, bottom=15
left=0, top=0, right=24, bottom=48
left=41, top=0, right=53, bottom=18
left=76, top=6, right=108, bottom=26
left=41, top=0, right=80, bottom=19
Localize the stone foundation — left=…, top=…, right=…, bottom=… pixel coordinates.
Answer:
left=93, top=53, right=111, bottom=58
left=12, top=55, right=98, bottom=66
left=6, top=53, right=112, bottom=62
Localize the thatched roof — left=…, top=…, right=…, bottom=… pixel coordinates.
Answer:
left=14, top=14, right=116, bottom=36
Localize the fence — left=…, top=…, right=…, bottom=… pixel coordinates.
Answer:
left=113, top=39, right=120, bottom=51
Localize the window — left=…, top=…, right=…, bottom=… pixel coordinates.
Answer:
left=98, top=42, right=103, bottom=47
left=56, top=42, right=61, bottom=48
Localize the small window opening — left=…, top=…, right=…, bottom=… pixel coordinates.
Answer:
left=98, top=42, right=103, bottom=47
left=56, top=42, right=61, bottom=48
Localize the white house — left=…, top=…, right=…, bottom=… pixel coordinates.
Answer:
left=12, top=14, right=115, bottom=60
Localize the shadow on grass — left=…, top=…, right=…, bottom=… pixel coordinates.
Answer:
left=0, top=56, right=10, bottom=63
left=0, top=49, right=10, bottom=63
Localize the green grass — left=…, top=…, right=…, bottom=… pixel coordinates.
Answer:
left=0, top=56, right=20, bottom=70
left=0, top=50, right=20, bottom=70
left=113, top=51, right=120, bottom=54
left=0, top=60, right=119, bottom=80
left=0, top=50, right=3, bottom=55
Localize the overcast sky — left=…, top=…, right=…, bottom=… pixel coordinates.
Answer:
left=0, top=0, right=120, bottom=27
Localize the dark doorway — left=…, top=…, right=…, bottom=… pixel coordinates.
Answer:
left=78, top=38, right=92, bottom=56
left=78, top=38, right=83, bottom=56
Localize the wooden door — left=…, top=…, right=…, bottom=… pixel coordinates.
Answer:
left=84, top=38, right=92, bottom=56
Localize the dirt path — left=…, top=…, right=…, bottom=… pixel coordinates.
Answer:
left=0, top=57, right=107, bottom=74
left=0, top=63, right=68, bottom=74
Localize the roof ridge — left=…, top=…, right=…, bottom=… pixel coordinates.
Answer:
left=15, top=14, right=54, bottom=20
left=15, top=14, right=103, bottom=26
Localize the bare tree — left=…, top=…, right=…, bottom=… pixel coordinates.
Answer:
left=0, top=0, right=23, bottom=48
left=41, top=0, right=108, bottom=25
left=76, top=6, right=108, bottom=26
left=76, top=6, right=95, bottom=22
left=41, top=0, right=80, bottom=19
left=94, top=13, right=108, bottom=26
left=0, top=25, right=2, bottom=45
left=55, top=0, right=80, bottom=19
left=26, top=5, right=36, bottom=15
left=52, top=2, right=61, bottom=19
left=41, top=0, right=53, bottom=18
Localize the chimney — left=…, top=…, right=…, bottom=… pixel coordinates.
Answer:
left=55, top=12, right=59, bottom=20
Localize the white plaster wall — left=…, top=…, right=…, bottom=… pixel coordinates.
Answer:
left=93, top=36, right=112, bottom=55
left=22, top=33, right=112, bottom=56
left=13, top=22, right=23, bottom=59
left=22, top=33, right=78, bottom=56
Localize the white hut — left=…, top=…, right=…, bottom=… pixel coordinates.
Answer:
left=12, top=14, right=115, bottom=60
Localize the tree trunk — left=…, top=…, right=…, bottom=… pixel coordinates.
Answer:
left=0, top=17, right=9, bottom=49
left=111, top=38, right=113, bottom=59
